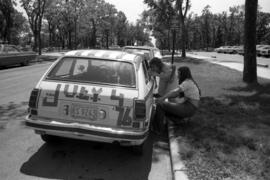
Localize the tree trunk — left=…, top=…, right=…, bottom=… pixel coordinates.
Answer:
left=38, top=20, right=42, bottom=55
left=167, top=30, right=170, bottom=51
left=181, top=21, right=186, bottom=58
left=38, top=31, right=42, bottom=55
left=74, top=19, right=77, bottom=49
left=33, top=31, right=38, bottom=52
left=68, top=30, right=72, bottom=49
left=243, top=0, right=258, bottom=83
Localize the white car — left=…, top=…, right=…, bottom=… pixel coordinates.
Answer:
left=25, top=49, right=155, bottom=154
left=257, top=45, right=270, bottom=57
left=214, top=46, right=230, bottom=53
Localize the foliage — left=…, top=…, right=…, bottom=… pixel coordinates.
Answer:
left=21, top=0, right=49, bottom=54
left=40, top=0, right=150, bottom=49
left=0, top=0, right=14, bottom=43
left=144, top=1, right=270, bottom=51
left=144, top=0, right=191, bottom=57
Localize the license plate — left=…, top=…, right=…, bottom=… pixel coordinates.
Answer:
left=71, top=104, right=98, bottom=120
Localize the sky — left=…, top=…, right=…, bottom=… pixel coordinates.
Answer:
left=105, top=0, right=270, bottom=23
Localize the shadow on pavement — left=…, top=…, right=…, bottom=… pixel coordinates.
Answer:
left=0, top=101, right=28, bottom=129
left=20, top=135, right=155, bottom=180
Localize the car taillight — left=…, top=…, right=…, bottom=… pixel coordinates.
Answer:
left=134, top=99, right=146, bottom=120
left=29, top=88, right=40, bottom=109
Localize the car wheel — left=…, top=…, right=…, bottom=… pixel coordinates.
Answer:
left=40, top=134, right=59, bottom=144
left=132, top=143, right=144, bottom=155
left=21, top=61, right=29, bottom=66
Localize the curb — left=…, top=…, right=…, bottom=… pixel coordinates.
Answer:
left=167, top=120, right=189, bottom=180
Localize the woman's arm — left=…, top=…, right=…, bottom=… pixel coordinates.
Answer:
left=156, top=87, right=182, bottom=103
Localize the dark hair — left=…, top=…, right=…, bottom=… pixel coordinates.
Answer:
left=178, top=66, right=201, bottom=96
left=149, top=57, right=163, bottom=72
left=178, top=66, right=193, bottom=84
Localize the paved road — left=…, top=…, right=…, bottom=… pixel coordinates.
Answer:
left=188, top=51, right=270, bottom=66
left=187, top=51, right=270, bottom=80
left=0, top=62, right=172, bottom=180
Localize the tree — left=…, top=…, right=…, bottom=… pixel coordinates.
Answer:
left=175, top=0, right=190, bottom=57
left=0, top=0, right=14, bottom=43
left=44, top=1, right=58, bottom=47
left=243, top=0, right=258, bottom=83
left=257, top=12, right=270, bottom=44
left=201, top=5, right=212, bottom=51
left=21, top=0, right=48, bottom=54
left=143, top=0, right=175, bottom=50
left=10, top=10, right=28, bottom=44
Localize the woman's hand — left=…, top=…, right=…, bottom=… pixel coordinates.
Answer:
left=155, top=97, right=165, bottom=104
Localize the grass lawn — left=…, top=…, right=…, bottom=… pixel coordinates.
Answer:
left=163, top=56, right=270, bottom=180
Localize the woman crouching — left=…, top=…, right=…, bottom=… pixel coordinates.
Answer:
left=152, top=66, right=201, bottom=134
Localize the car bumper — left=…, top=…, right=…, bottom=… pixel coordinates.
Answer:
left=25, top=115, right=148, bottom=146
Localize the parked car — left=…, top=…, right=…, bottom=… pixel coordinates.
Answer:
left=228, top=46, right=241, bottom=54
left=236, top=46, right=244, bottom=55
left=215, top=46, right=241, bottom=54
left=123, top=46, right=162, bottom=61
left=257, top=45, right=270, bottom=57
left=0, top=44, right=37, bottom=67
left=108, top=45, right=122, bottom=50
left=214, top=46, right=230, bottom=53
left=25, top=49, right=155, bottom=154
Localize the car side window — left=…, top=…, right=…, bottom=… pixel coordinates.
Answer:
left=142, top=60, right=150, bottom=84
left=48, top=58, right=74, bottom=77
left=73, top=59, right=88, bottom=75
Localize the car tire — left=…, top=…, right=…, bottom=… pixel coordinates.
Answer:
left=40, top=134, right=59, bottom=144
left=21, top=61, right=29, bottom=66
left=132, top=143, right=144, bottom=155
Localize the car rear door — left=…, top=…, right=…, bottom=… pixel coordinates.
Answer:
left=34, top=57, right=140, bottom=129
left=36, top=81, right=139, bottom=129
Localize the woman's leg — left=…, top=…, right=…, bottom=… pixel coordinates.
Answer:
left=160, top=101, right=196, bottom=118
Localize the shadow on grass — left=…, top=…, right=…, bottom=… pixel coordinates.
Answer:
left=174, top=95, right=270, bottom=179
left=226, top=83, right=270, bottom=114
left=0, top=101, right=28, bottom=129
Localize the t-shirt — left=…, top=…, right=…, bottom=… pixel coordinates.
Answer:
left=179, top=79, right=200, bottom=100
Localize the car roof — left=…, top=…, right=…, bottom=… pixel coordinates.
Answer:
left=64, top=49, right=141, bottom=63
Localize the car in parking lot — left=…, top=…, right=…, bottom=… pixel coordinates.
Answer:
left=214, top=46, right=230, bottom=53
left=123, top=46, right=162, bottom=61
left=0, top=44, right=37, bottom=67
left=257, top=45, right=270, bottom=57
left=25, top=49, right=155, bottom=154
left=236, top=46, right=244, bottom=55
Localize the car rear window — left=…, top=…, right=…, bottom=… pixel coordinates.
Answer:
left=46, top=57, right=136, bottom=87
